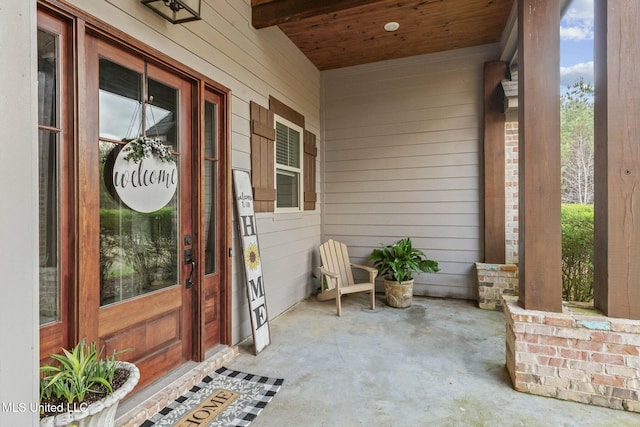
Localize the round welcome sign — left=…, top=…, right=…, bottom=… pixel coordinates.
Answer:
left=106, top=142, right=178, bottom=213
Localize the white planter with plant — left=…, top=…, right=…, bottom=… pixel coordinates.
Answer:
left=39, top=341, right=139, bottom=427
left=368, top=237, right=439, bottom=308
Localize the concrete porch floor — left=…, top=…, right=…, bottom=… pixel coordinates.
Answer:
left=225, top=294, right=640, bottom=427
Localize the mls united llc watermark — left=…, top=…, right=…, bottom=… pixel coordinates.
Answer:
left=2, top=401, right=89, bottom=414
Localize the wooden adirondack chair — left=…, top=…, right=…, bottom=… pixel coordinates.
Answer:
left=317, top=239, right=378, bottom=316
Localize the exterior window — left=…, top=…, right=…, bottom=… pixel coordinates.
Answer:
left=275, top=117, right=302, bottom=211
left=38, top=28, right=60, bottom=325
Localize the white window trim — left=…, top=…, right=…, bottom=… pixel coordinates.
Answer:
left=274, top=114, right=303, bottom=213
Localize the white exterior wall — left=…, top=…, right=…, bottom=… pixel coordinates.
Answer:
left=62, top=0, right=321, bottom=343
left=0, top=1, right=40, bottom=425
left=321, top=45, right=500, bottom=300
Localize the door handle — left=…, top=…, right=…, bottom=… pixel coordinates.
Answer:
left=184, top=247, right=194, bottom=289
left=186, top=259, right=195, bottom=289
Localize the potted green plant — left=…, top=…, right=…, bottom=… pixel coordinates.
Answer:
left=368, top=237, right=439, bottom=308
left=39, top=340, right=139, bottom=427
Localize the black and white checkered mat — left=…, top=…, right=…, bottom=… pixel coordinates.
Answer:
left=141, top=367, right=284, bottom=427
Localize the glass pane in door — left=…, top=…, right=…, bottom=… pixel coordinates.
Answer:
left=38, top=30, right=57, bottom=127
left=204, top=101, right=217, bottom=274
left=146, top=78, right=178, bottom=151
left=204, top=161, right=217, bottom=274
left=38, top=29, right=59, bottom=324
left=38, top=129, right=59, bottom=324
left=98, top=59, right=179, bottom=306
left=98, top=59, right=142, bottom=141
left=204, top=101, right=217, bottom=158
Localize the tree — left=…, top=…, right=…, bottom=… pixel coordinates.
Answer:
left=561, top=78, right=594, bottom=204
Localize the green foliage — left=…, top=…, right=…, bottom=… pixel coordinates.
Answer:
left=100, top=207, right=177, bottom=289
left=40, top=341, right=125, bottom=404
left=561, top=204, right=594, bottom=302
left=311, top=272, right=328, bottom=292
left=100, top=207, right=175, bottom=239
left=121, top=235, right=177, bottom=287
left=123, top=136, right=176, bottom=164
left=368, top=237, right=439, bottom=282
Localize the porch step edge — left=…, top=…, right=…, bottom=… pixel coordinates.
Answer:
left=115, top=345, right=238, bottom=427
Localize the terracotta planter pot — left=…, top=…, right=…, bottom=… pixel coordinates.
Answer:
left=40, top=361, right=140, bottom=427
left=384, top=278, right=414, bottom=308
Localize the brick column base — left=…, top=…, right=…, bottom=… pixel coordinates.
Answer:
left=504, top=297, right=640, bottom=412
left=476, top=263, right=518, bottom=311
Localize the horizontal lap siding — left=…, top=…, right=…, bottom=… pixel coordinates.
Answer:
left=72, top=0, right=321, bottom=344
left=321, top=45, right=499, bottom=300
left=231, top=216, right=320, bottom=329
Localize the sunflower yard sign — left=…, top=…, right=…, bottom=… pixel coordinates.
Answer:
left=233, top=169, right=271, bottom=354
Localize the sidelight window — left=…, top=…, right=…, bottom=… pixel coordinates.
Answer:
left=38, top=28, right=61, bottom=325
left=204, top=100, right=218, bottom=274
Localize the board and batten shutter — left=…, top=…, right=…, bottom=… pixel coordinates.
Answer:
left=304, top=130, right=317, bottom=211
left=250, top=101, right=276, bottom=213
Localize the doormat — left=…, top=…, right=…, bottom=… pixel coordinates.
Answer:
left=141, top=367, right=284, bottom=427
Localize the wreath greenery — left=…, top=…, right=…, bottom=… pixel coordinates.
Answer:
left=123, top=136, right=176, bottom=163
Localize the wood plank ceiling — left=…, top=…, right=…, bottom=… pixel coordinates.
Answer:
left=252, top=0, right=514, bottom=71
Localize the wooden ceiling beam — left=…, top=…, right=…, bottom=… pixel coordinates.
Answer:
left=252, top=0, right=386, bottom=29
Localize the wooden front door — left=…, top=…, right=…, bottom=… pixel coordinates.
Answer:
left=84, top=35, right=195, bottom=389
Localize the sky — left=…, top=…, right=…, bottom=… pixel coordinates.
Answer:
left=560, top=0, right=594, bottom=88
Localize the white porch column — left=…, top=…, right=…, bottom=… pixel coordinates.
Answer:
left=0, top=1, right=40, bottom=425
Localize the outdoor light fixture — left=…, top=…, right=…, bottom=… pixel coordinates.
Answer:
left=141, top=0, right=201, bottom=24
